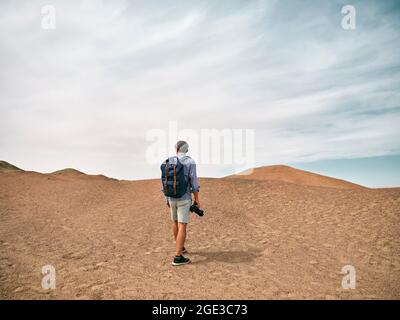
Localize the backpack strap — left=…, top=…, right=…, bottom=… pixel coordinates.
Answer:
left=173, top=164, right=177, bottom=196
left=164, top=159, right=169, bottom=193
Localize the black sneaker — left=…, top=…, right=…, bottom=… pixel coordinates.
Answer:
left=172, top=255, right=191, bottom=266
left=182, top=247, right=187, bottom=254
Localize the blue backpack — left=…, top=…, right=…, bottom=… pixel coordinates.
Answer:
left=160, top=157, right=188, bottom=198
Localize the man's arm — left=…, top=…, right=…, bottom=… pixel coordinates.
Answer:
left=161, top=186, right=169, bottom=207
left=189, top=160, right=200, bottom=207
left=161, top=161, right=170, bottom=207
left=193, top=191, right=200, bottom=206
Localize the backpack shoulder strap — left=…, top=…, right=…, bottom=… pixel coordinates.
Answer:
left=163, top=158, right=170, bottom=192
left=173, top=162, right=177, bottom=195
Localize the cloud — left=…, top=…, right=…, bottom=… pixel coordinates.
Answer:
left=0, top=0, right=399, bottom=179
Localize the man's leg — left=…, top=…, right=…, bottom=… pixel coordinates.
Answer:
left=171, top=200, right=191, bottom=266
left=175, top=222, right=187, bottom=256
left=172, top=221, right=178, bottom=241
left=170, top=200, right=178, bottom=241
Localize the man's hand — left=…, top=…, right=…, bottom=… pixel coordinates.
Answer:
left=166, top=200, right=170, bottom=208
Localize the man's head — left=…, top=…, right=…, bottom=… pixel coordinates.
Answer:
left=175, top=140, right=189, bottom=154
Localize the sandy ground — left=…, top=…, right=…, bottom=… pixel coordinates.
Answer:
left=0, top=168, right=399, bottom=299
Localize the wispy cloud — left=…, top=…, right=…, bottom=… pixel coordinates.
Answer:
left=0, top=0, right=399, bottom=179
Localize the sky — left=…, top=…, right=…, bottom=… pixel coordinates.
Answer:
left=0, top=0, right=399, bottom=187
left=290, top=155, right=400, bottom=188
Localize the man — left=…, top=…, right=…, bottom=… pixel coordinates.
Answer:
left=161, top=140, right=200, bottom=266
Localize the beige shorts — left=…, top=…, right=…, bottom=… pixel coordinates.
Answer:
left=169, top=199, right=191, bottom=224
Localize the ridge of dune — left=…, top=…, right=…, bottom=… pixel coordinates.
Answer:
left=0, top=160, right=364, bottom=189
left=50, top=168, right=115, bottom=180
left=225, top=165, right=364, bottom=189
left=0, top=161, right=114, bottom=180
left=0, top=160, right=23, bottom=172
left=51, top=168, right=85, bottom=175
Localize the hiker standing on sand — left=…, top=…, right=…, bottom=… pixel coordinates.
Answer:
left=161, top=141, right=200, bottom=266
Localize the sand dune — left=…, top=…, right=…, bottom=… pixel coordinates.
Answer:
left=50, top=168, right=114, bottom=181
left=51, top=168, right=86, bottom=175
left=0, top=160, right=22, bottom=172
left=0, top=162, right=399, bottom=299
left=226, top=165, right=364, bottom=189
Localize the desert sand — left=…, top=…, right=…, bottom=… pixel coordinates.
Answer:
left=227, top=165, right=364, bottom=189
left=0, top=160, right=399, bottom=299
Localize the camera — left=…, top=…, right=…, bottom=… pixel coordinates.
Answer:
left=190, top=202, right=204, bottom=217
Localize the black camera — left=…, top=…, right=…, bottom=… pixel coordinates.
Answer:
left=190, top=203, right=204, bottom=217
